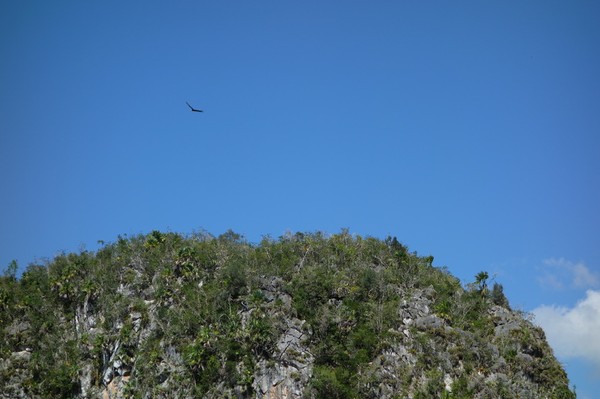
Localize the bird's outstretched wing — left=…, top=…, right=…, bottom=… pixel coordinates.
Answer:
left=186, top=101, right=203, bottom=112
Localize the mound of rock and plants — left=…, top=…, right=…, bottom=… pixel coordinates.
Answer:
left=0, top=230, right=575, bottom=398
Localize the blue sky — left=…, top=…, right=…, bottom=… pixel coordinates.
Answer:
left=1, top=1, right=599, bottom=396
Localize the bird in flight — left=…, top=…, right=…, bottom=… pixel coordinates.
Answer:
left=186, top=101, right=203, bottom=112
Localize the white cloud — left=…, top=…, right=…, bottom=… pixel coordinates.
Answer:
left=537, top=272, right=565, bottom=290
left=571, top=263, right=600, bottom=289
left=538, top=258, right=599, bottom=290
left=533, top=290, right=600, bottom=371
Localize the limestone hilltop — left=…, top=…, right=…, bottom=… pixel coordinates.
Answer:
left=0, top=230, right=575, bottom=398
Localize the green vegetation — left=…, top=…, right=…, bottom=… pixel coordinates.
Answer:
left=0, top=230, right=575, bottom=398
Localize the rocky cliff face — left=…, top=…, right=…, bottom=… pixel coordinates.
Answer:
left=0, top=231, right=575, bottom=398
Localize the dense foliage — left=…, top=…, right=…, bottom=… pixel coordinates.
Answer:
left=1, top=230, right=575, bottom=398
